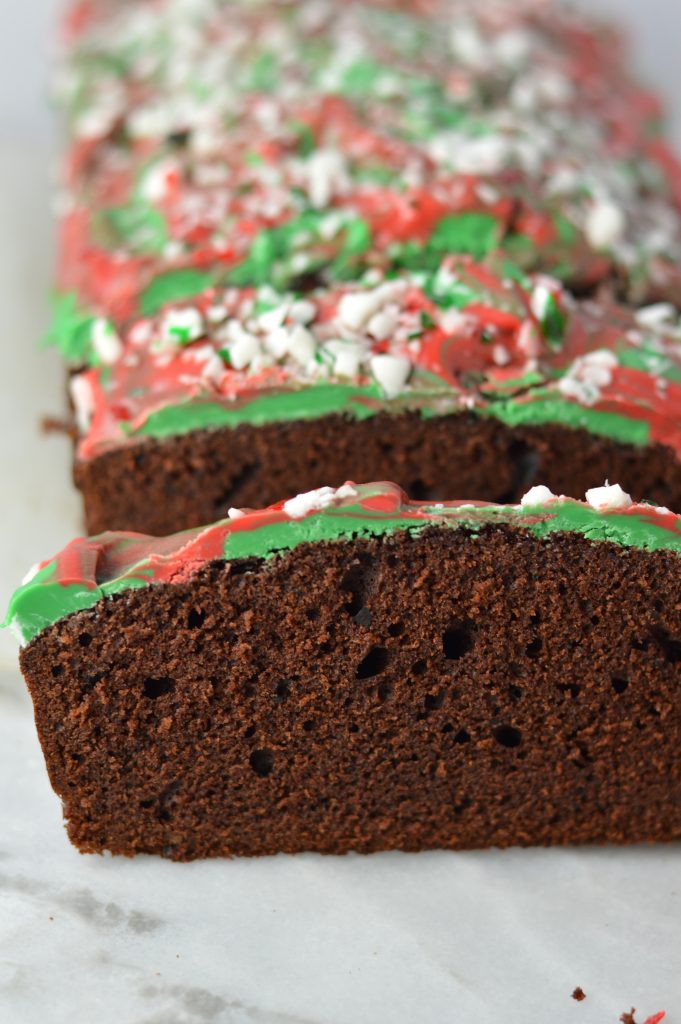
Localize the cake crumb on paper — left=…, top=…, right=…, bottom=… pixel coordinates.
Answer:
left=620, top=1010, right=666, bottom=1024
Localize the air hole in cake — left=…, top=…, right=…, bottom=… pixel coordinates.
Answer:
left=187, top=608, right=205, bottom=629
left=230, top=558, right=263, bottom=577
left=81, top=671, right=104, bottom=695
left=424, top=690, right=445, bottom=710
left=377, top=681, right=394, bottom=702
left=213, top=464, right=258, bottom=516
left=348, top=723, right=359, bottom=733
left=78, top=632, right=92, bottom=648
left=302, top=719, right=315, bottom=732
left=249, top=749, right=274, bottom=777
left=454, top=728, right=470, bottom=744
left=305, top=607, right=320, bottom=621
left=243, top=724, right=256, bottom=738
left=354, top=607, right=372, bottom=627
left=557, top=683, right=581, bottom=699
left=408, top=479, right=438, bottom=501
left=275, top=680, right=291, bottom=701
left=611, top=676, right=629, bottom=695
left=411, top=658, right=427, bottom=676
left=442, top=722, right=454, bottom=733
left=655, top=629, right=681, bottom=663
left=143, top=676, right=175, bottom=699
left=356, top=646, right=389, bottom=679
left=493, top=724, right=522, bottom=748
left=525, top=637, right=542, bottom=658
left=442, top=623, right=473, bottom=660
left=51, top=665, right=62, bottom=678
left=139, top=799, right=154, bottom=809
left=508, top=440, right=540, bottom=494
left=387, top=621, right=404, bottom=637
left=341, top=560, right=372, bottom=616
left=508, top=685, right=523, bottom=701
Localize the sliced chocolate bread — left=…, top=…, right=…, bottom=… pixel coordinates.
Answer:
left=7, top=482, right=681, bottom=859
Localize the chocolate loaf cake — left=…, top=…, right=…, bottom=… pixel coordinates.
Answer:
left=7, top=481, right=681, bottom=859
left=48, top=0, right=681, bottom=533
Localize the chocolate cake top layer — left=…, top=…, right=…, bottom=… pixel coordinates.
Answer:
left=6, top=481, right=681, bottom=645
left=49, top=1, right=681, bottom=461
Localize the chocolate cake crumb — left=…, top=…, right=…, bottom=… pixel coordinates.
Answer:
left=572, top=987, right=586, bottom=1001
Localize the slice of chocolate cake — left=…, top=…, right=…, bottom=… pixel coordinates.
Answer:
left=6, top=482, right=681, bottom=859
left=48, top=1, right=681, bottom=533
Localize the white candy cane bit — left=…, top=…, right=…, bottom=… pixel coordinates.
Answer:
left=585, top=483, right=633, bottom=511
left=287, top=324, right=317, bottom=366
left=520, top=485, right=557, bottom=508
left=367, top=309, right=398, bottom=340
left=70, top=374, right=95, bottom=434
left=228, top=328, right=261, bottom=371
left=370, top=354, right=412, bottom=399
left=283, top=485, right=358, bottom=520
left=304, top=148, right=349, bottom=209
left=91, top=318, right=123, bottom=365
left=159, top=307, right=204, bottom=348
left=227, top=508, right=246, bottom=520
left=327, top=341, right=364, bottom=379
left=140, top=157, right=180, bottom=202
left=289, top=299, right=317, bottom=324
left=585, top=199, right=626, bottom=250
left=635, top=303, right=678, bottom=329
left=492, top=344, right=511, bottom=367
left=338, top=282, right=406, bottom=332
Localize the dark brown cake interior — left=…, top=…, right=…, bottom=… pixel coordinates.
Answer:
left=75, top=412, right=681, bottom=535
left=21, top=525, right=681, bottom=859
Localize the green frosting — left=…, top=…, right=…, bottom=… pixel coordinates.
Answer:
left=428, top=212, right=501, bottom=260
left=6, top=562, right=149, bottom=647
left=42, top=292, right=96, bottom=363
left=96, top=202, right=169, bottom=255
left=140, top=268, right=215, bottom=316
left=131, top=384, right=383, bottom=437
left=228, top=212, right=372, bottom=288
left=480, top=394, right=651, bottom=446
left=126, top=385, right=651, bottom=450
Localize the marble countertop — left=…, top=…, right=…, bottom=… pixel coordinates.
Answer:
left=0, top=144, right=679, bottom=1024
